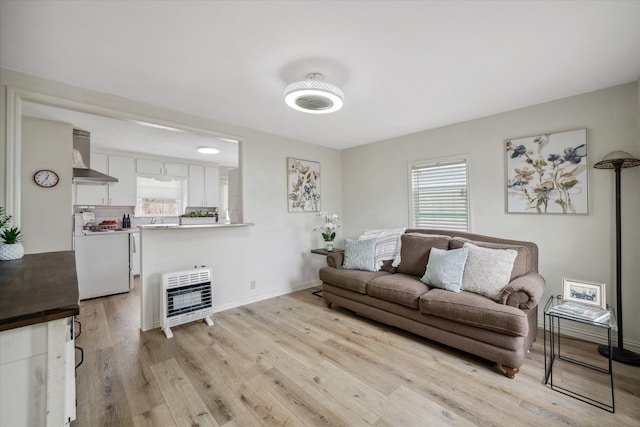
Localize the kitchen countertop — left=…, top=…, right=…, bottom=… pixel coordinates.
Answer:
left=82, top=227, right=138, bottom=236
left=138, top=223, right=254, bottom=230
left=0, top=251, right=80, bottom=332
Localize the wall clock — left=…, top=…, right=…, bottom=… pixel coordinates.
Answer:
left=33, top=169, right=60, bottom=188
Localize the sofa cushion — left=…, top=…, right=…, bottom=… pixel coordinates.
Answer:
left=343, top=238, right=378, bottom=272
left=319, top=266, right=390, bottom=294
left=367, top=273, right=429, bottom=309
left=396, top=233, right=450, bottom=277
left=419, top=289, right=528, bottom=337
left=461, top=243, right=517, bottom=301
left=420, top=246, right=469, bottom=293
left=450, top=237, right=529, bottom=281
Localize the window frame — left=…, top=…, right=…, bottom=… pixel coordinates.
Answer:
left=407, top=154, right=471, bottom=232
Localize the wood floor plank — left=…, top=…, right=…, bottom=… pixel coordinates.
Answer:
left=375, top=385, right=476, bottom=427
left=150, top=358, right=218, bottom=427
left=132, top=403, right=177, bottom=427
left=72, top=282, right=640, bottom=426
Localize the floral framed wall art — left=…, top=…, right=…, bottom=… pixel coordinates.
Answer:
left=287, top=157, right=321, bottom=212
left=505, top=128, right=588, bottom=214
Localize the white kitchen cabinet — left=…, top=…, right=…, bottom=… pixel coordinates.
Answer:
left=137, top=158, right=188, bottom=177
left=75, top=152, right=108, bottom=205
left=136, top=158, right=164, bottom=175
left=204, top=166, right=220, bottom=208
left=188, top=164, right=219, bottom=207
left=75, top=154, right=136, bottom=206
left=108, top=155, right=136, bottom=205
left=164, top=162, right=189, bottom=177
left=0, top=318, right=76, bottom=426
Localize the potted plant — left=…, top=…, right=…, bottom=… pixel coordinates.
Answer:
left=0, top=207, right=24, bottom=261
left=0, top=206, right=11, bottom=230
left=314, top=211, right=340, bottom=251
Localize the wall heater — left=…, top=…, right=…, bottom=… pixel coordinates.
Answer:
left=161, top=266, right=214, bottom=338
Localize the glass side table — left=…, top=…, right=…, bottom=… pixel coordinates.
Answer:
left=544, top=295, right=617, bottom=412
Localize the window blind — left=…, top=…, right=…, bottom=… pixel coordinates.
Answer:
left=409, top=159, right=469, bottom=231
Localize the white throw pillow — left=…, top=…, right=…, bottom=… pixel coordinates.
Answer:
left=461, top=243, right=517, bottom=301
left=364, top=227, right=406, bottom=267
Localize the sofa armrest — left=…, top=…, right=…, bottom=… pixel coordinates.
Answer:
left=326, top=252, right=344, bottom=268
left=500, top=273, right=546, bottom=309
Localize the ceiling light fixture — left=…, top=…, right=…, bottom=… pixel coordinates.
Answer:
left=197, top=146, right=220, bottom=154
left=284, top=73, right=344, bottom=114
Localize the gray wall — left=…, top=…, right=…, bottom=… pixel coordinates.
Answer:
left=21, top=117, right=73, bottom=253
left=342, top=83, right=640, bottom=350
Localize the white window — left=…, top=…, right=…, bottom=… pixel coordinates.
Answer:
left=408, top=156, right=469, bottom=231
left=136, top=176, right=187, bottom=216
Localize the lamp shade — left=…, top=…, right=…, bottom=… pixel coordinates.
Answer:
left=593, top=151, right=640, bottom=169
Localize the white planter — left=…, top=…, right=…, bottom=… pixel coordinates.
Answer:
left=0, top=242, right=24, bottom=261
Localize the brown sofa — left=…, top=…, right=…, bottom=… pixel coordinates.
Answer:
left=319, top=229, right=546, bottom=378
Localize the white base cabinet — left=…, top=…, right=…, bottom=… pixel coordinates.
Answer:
left=0, top=317, right=76, bottom=426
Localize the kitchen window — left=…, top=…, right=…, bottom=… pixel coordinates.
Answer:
left=408, top=155, right=469, bottom=231
left=136, top=176, right=187, bottom=216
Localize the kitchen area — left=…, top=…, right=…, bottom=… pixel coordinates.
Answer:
left=23, top=104, right=241, bottom=303
left=0, top=103, right=242, bottom=425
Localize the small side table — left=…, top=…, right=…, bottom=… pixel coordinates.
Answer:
left=310, top=248, right=343, bottom=297
left=310, top=248, right=344, bottom=256
left=544, top=295, right=617, bottom=412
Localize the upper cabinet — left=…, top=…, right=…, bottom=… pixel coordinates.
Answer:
left=137, top=159, right=188, bottom=177
left=75, top=154, right=136, bottom=206
left=108, top=155, right=136, bottom=206
left=189, top=164, right=219, bottom=207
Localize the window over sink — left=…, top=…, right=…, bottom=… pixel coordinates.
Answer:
left=136, top=176, right=187, bottom=216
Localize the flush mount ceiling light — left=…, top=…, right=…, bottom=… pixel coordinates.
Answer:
left=284, top=72, right=344, bottom=114
left=197, top=146, right=220, bottom=154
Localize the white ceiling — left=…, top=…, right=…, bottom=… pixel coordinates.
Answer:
left=2, top=1, right=640, bottom=151
left=21, top=102, right=239, bottom=166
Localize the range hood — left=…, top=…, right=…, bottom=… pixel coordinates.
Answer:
left=72, top=129, right=118, bottom=185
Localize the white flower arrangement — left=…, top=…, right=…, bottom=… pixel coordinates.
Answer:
left=313, top=211, right=340, bottom=242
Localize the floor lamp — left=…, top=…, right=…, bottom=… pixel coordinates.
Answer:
left=594, top=151, right=640, bottom=365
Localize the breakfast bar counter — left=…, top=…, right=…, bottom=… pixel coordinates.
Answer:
left=0, top=251, right=80, bottom=332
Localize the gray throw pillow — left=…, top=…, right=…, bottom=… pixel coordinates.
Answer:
left=343, top=238, right=378, bottom=272
left=421, top=247, right=469, bottom=292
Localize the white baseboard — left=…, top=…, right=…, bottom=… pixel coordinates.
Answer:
left=537, top=319, right=640, bottom=353
left=213, top=280, right=322, bottom=313
left=152, top=280, right=322, bottom=330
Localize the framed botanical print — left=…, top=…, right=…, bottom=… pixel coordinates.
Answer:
left=506, top=128, right=588, bottom=214
left=287, top=157, right=320, bottom=212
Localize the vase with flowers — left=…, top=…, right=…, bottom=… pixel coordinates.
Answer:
left=314, top=211, right=340, bottom=252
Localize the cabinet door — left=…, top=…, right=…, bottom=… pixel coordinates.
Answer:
left=204, top=166, right=220, bottom=207
left=75, top=152, right=108, bottom=205
left=108, top=155, right=137, bottom=206
left=136, top=158, right=164, bottom=175
left=188, top=164, right=205, bottom=206
left=164, top=162, right=189, bottom=177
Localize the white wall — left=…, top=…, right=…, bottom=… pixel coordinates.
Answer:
left=342, top=83, right=640, bottom=350
left=21, top=117, right=73, bottom=253
left=1, top=69, right=341, bottom=326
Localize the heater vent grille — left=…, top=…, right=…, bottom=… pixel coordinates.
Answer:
left=161, top=267, right=214, bottom=338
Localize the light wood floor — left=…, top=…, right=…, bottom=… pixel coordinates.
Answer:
left=73, top=279, right=640, bottom=426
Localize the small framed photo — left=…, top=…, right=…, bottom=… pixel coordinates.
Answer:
left=562, top=278, right=606, bottom=309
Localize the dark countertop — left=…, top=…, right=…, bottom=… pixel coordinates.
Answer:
left=0, top=251, right=80, bottom=332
